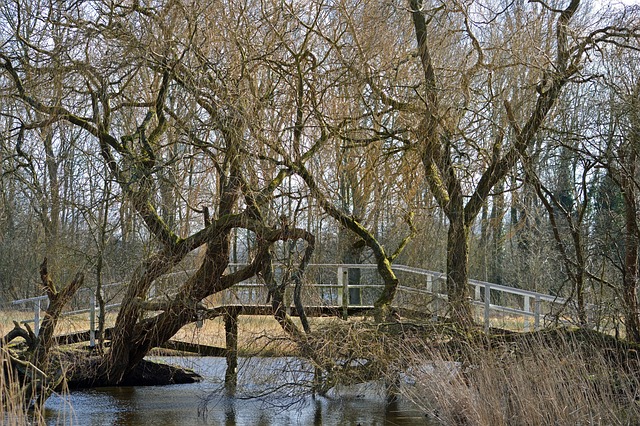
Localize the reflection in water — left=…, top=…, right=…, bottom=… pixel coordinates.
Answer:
left=224, top=399, right=235, bottom=426
left=44, top=357, right=431, bottom=425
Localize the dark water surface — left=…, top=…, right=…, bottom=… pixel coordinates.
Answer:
left=44, top=356, right=431, bottom=425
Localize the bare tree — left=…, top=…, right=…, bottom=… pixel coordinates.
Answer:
left=0, top=0, right=318, bottom=384
left=405, top=0, right=611, bottom=325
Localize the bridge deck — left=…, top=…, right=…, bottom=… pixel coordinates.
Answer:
left=202, top=304, right=374, bottom=317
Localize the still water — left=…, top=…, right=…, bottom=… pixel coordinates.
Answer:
left=44, top=356, right=430, bottom=425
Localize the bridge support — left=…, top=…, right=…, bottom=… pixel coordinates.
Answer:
left=224, top=308, right=239, bottom=393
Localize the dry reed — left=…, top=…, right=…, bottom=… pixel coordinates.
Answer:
left=403, top=330, right=640, bottom=425
left=0, top=347, right=46, bottom=425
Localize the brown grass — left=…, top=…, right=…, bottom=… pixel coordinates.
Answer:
left=0, top=347, right=47, bottom=426
left=171, top=315, right=346, bottom=356
left=0, top=307, right=348, bottom=358
left=0, top=310, right=38, bottom=336
left=403, top=330, right=640, bottom=425
left=172, top=315, right=296, bottom=355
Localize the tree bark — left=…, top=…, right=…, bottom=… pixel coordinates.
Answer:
left=621, top=151, right=640, bottom=342
left=446, top=216, right=473, bottom=326
left=35, top=259, right=84, bottom=365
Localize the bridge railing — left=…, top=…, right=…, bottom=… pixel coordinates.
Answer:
left=217, top=264, right=577, bottom=330
left=8, top=263, right=582, bottom=342
left=390, top=265, right=570, bottom=331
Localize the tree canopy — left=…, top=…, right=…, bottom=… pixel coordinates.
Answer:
left=1, top=0, right=639, bottom=389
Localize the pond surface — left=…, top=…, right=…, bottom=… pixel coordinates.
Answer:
left=44, top=356, right=432, bottom=425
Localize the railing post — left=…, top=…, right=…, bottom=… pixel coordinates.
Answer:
left=474, top=283, right=481, bottom=301
left=89, top=292, right=96, bottom=348
left=484, top=284, right=491, bottom=332
left=337, top=266, right=349, bottom=319
left=34, top=299, right=41, bottom=337
left=431, top=276, right=440, bottom=322
left=426, top=274, right=433, bottom=293
left=337, top=266, right=343, bottom=306
left=534, top=296, right=541, bottom=330
left=524, top=296, right=531, bottom=332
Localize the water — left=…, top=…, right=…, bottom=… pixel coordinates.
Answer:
left=43, top=357, right=431, bottom=425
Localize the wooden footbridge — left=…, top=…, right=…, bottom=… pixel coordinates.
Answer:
left=10, top=263, right=585, bottom=343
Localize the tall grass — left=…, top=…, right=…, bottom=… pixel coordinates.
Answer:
left=0, top=347, right=43, bottom=425
left=1, top=345, right=75, bottom=425
left=403, top=330, right=640, bottom=425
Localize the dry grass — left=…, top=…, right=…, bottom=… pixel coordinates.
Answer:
left=403, top=329, right=640, bottom=425
left=0, top=307, right=351, bottom=358
left=172, top=315, right=295, bottom=355
left=0, top=310, right=38, bottom=336
left=0, top=348, right=47, bottom=426
left=0, top=309, right=119, bottom=338
left=171, top=315, right=347, bottom=356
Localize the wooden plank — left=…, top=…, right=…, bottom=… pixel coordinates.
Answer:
left=210, top=304, right=373, bottom=317
left=160, top=340, right=226, bottom=356
left=54, top=327, right=113, bottom=345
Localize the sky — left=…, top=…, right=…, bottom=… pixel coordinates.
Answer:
left=611, top=0, right=640, bottom=5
